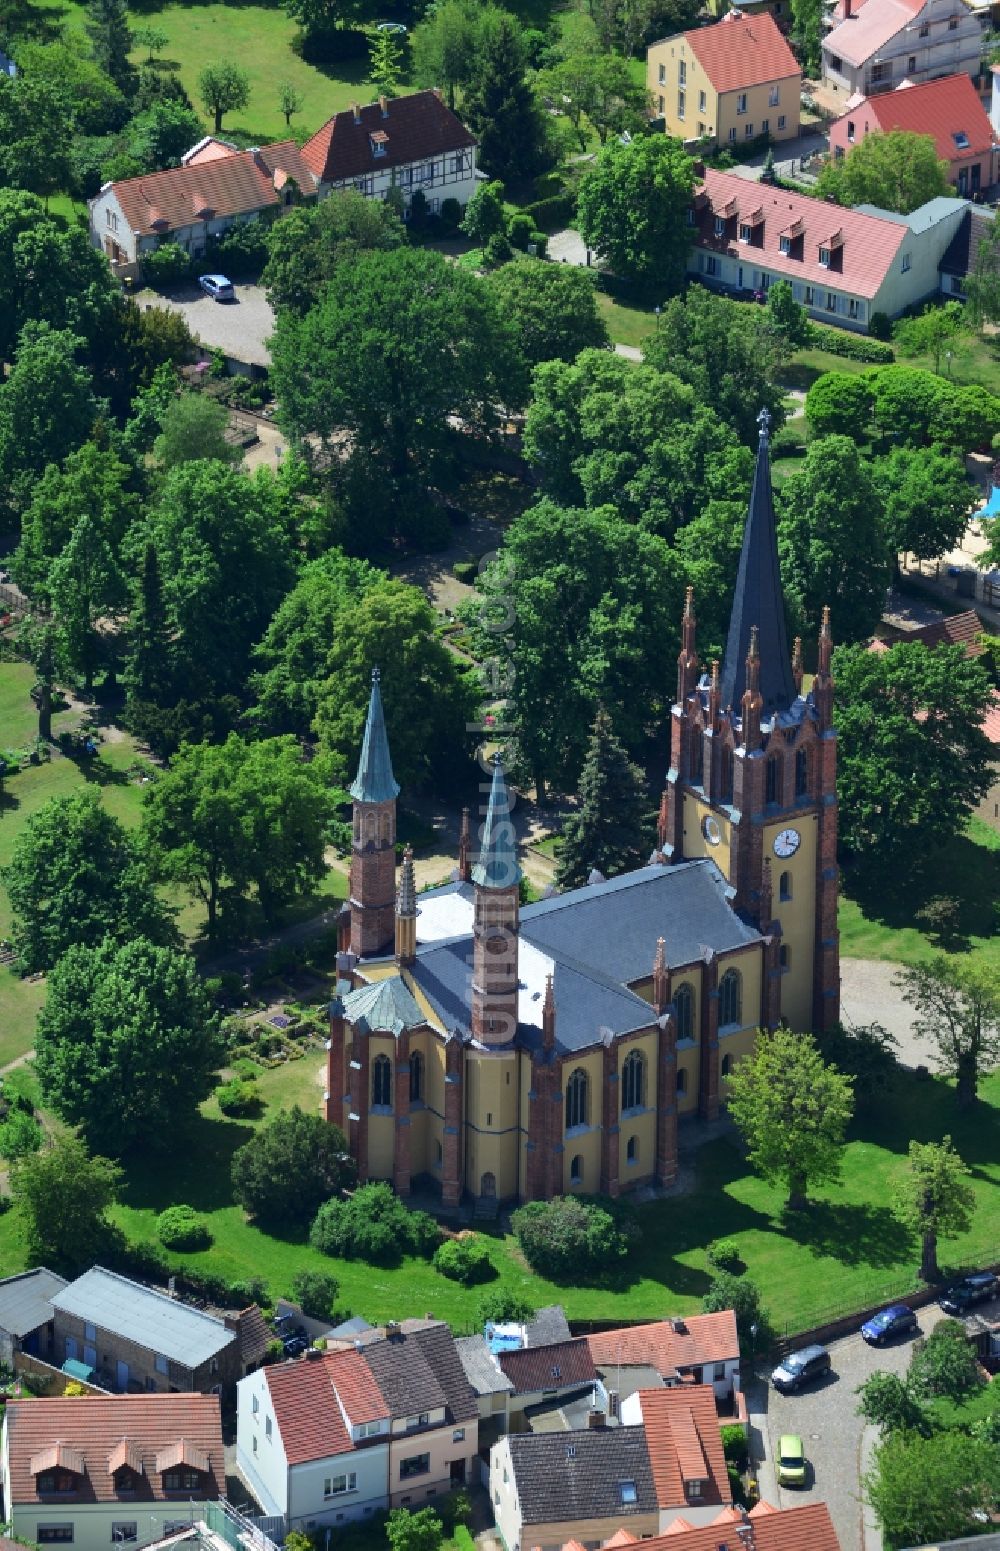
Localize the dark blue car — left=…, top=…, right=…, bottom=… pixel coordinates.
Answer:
left=860, top=1304, right=918, bottom=1346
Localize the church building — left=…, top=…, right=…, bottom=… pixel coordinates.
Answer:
left=326, top=411, right=840, bottom=1207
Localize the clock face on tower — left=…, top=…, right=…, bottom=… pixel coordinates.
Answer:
left=702, top=815, right=722, bottom=846
left=773, top=828, right=801, bottom=859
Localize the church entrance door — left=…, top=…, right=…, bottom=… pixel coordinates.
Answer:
left=480, top=1171, right=496, bottom=1198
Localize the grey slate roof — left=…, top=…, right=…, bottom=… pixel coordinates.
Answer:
left=342, top=975, right=424, bottom=1037
left=471, top=756, right=520, bottom=889
left=51, top=1267, right=235, bottom=1369
left=0, top=1269, right=67, bottom=1337
left=506, top=1424, right=657, bottom=1524
left=455, top=1334, right=514, bottom=1397
left=720, top=411, right=796, bottom=718
left=361, top=1323, right=478, bottom=1424
left=855, top=195, right=967, bottom=234
left=349, top=668, right=399, bottom=804
left=524, top=1304, right=571, bottom=1348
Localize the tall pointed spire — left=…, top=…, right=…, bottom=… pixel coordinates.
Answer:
left=350, top=667, right=400, bottom=804
left=472, top=754, right=521, bottom=890
left=720, top=408, right=796, bottom=719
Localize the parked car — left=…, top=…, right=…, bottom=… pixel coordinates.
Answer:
left=199, top=273, right=235, bottom=302
left=861, top=1304, right=919, bottom=1346
left=776, top=1435, right=807, bottom=1488
left=940, top=1272, right=999, bottom=1315
left=771, top=1344, right=832, bottom=1394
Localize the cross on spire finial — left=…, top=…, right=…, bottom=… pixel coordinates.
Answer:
left=757, top=407, right=772, bottom=443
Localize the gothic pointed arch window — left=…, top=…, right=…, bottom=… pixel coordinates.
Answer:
left=674, top=983, right=694, bottom=1042
left=690, top=727, right=704, bottom=786
left=795, top=747, right=809, bottom=798
left=720, top=744, right=734, bottom=805
left=765, top=754, right=781, bottom=806
left=621, top=1050, right=645, bottom=1112
left=719, top=968, right=742, bottom=1029
left=409, top=1051, right=423, bottom=1104
left=371, top=1053, right=392, bottom=1108
left=565, top=1068, right=589, bottom=1130
left=570, top=1154, right=584, bottom=1186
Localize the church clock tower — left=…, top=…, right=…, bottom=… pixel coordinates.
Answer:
left=660, top=410, right=840, bottom=1032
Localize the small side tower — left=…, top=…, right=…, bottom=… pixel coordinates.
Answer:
left=349, top=667, right=399, bottom=958
left=395, top=844, right=417, bottom=968
left=471, top=755, right=520, bottom=1045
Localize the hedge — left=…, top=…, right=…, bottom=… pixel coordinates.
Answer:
left=807, top=323, right=894, bottom=364
left=519, top=191, right=577, bottom=232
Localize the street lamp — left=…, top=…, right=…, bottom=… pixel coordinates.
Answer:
left=749, top=1321, right=758, bottom=1375
left=945, top=349, right=953, bottom=378
left=654, top=305, right=661, bottom=331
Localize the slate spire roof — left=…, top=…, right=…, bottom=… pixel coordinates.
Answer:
left=350, top=667, right=399, bottom=804
left=472, top=754, right=521, bottom=890
left=720, top=408, right=796, bottom=718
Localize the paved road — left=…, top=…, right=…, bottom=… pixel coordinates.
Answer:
left=137, top=281, right=275, bottom=366
left=747, top=1307, right=948, bottom=1551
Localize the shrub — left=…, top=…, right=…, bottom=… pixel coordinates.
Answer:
left=807, top=322, right=894, bottom=363
left=508, top=212, right=535, bottom=251
left=703, top=1272, right=773, bottom=1352
left=216, top=1078, right=262, bottom=1117
left=707, top=1238, right=743, bottom=1272
left=156, top=1205, right=212, bottom=1252
left=483, top=232, right=513, bottom=268
left=520, top=191, right=577, bottom=231
left=869, top=311, right=893, bottom=341
left=143, top=243, right=192, bottom=289
left=229, top=1276, right=269, bottom=1307
left=310, top=1182, right=440, bottom=1266
left=510, top=1195, right=632, bottom=1280
left=452, top=560, right=477, bottom=584
left=291, top=1268, right=339, bottom=1321
left=477, top=1288, right=535, bottom=1325
left=433, top=1235, right=494, bottom=1285
left=721, top=1423, right=749, bottom=1466
left=440, top=198, right=462, bottom=230
left=231, top=1107, right=355, bottom=1229
left=439, top=1491, right=473, bottom=1534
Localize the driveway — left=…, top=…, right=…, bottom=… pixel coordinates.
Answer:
left=724, top=130, right=827, bottom=182
left=747, top=1307, right=948, bottom=1551
left=137, top=281, right=276, bottom=367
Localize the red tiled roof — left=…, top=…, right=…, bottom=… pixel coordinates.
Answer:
left=871, top=609, right=985, bottom=658
left=694, top=168, right=907, bottom=299
left=685, top=12, right=799, bottom=93
left=6, top=1395, right=223, bottom=1507
left=301, top=90, right=476, bottom=185
left=498, top=1337, right=597, bottom=1394
left=580, top=1502, right=841, bottom=1551
left=637, top=1387, right=729, bottom=1509
left=834, top=74, right=996, bottom=163
left=587, top=1312, right=738, bottom=1380
left=264, top=1348, right=389, bottom=1466
left=110, top=141, right=317, bottom=237
left=983, top=690, right=1000, bottom=745
left=328, top=1347, right=391, bottom=1427
left=825, top=0, right=925, bottom=70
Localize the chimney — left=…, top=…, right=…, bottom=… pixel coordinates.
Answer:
left=671, top=1317, right=688, bottom=1334
left=844, top=0, right=852, bottom=17
left=587, top=1408, right=607, bottom=1429
left=351, top=102, right=361, bottom=125
left=380, top=94, right=389, bottom=118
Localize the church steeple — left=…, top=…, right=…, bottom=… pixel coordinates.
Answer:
left=472, top=755, right=521, bottom=891
left=349, top=667, right=399, bottom=958
left=720, top=408, right=796, bottom=719
left=350, top=667, right=400, bottom=805
left=471, top=755, right=520, bottom=1046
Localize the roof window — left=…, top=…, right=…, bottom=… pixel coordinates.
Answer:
left=619, top=1481, right=638, bottom=1505
left=953, top=131, right=970, bottom=149
left=369, top=130, right=388, bottom=157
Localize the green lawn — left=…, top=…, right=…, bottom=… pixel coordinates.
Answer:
left=779, top=345, right=876, bottom=389
left=596, top=292, right=655, bottom=352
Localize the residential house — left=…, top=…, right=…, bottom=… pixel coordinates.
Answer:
left=236, top=1318, right=478, bottom=1532
left=1, top=1393, right=224, bottom=1551
left=618, top=1388, right=731, bottom=1526
left=455, top=1336, right=514, bottom=1431
left=689, top=166, right=969, bottom=328
left=829, top=74, right=997, bottom=195
left=49, top=1267, right=254, bottom=1396
left=585, top=1312, right=741, bottom=1402
left=300, top=91, right=478, bottom=214
left=551, top=1500, right=842, bottom=1550
left=647, top=12, right=801, bottom=148
left=0, top=1269, right=67, bottom=1366
left=496, top=1338, right=600, bottom=1424
left=822, top=0, right=984, bottom=101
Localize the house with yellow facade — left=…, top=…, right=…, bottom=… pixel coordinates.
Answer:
left=326, top=411, right=839, bottom=1210
left=647, top=12, right=801, bottom=147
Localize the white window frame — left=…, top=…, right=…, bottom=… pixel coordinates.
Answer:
left=736, top=92, right=747, bottom=114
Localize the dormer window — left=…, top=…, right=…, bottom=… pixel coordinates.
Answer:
left=37, top=1472, right=79, bottom=1496
left=369, top=130, right=388, bottom=158
left=779, top=235, right=791, bottom=255
left=164, top=1470, right=202, bottom=1492
left=714, top=214, right=726, bottom=236
left=819, top=246, right=831, bottom=266
left=685, top=1479, right=705, bottom=1500
left=739, top=222, right=752, bottom=243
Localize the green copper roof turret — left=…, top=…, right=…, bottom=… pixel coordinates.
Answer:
left=472, top=754, right=521, bottom=889
left=349, top=667, right=400, bottom=804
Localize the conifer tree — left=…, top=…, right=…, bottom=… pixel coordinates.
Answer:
left=85, top=0, right=135, bottom=94
left=124, top=542, right=173, bottom=727
left=462, top=10, right=549, bottom=183
left=555, top=707, right=647, bottom=890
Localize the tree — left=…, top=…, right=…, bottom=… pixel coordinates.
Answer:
left=804, top=372, right=874, bottom=439
left=142, top=734, right=333, bottom=933
left=777, top=436, right=888, bottom=645
left=909, top=1319, right=983, bottom=1402
left=197, top=62, right=250, bottom=133
left=0, top=323, right=99, bottom=516
left=4, top=790, right=170, bottom=974
left=291, top=1268, right=340, bottom=1320
left=48, top=514, right=124, bottom=692
left=15, top=440, right=142, bottom=600
left=386, top=1509, right=444, bottom=1551
left=486, top=260, right=608, bottom=368
left=0, top=74, right=73, bottom=200
left=894, top=960, right=1000, bottom=1110
left=893, top=1136, right=975, bottom=1283
left=270, top=247, right=526, bottom=541
left=278, top=80, right=304, bottom=126
left=765, top=279, right=810, bottom=349
left=369, top=26, right=403, bottom=97
left=133, top=25, right=168, bottom=62
left=702, top=1272, right=774, bottom=1353
left=510, top=1197, right=633, bottom=1279
left=965, top=217, right=1000, bottom=329
left=865, top=1431, right=1000, bottom=1549
left=477, top=1288, right=535, bottom=1325
left=724, top=1029, right=854, bottom=1210
left=0, top=191, right=119, bottom=366
left=462, top=9, right=551, bottom=183
left=127, top=102, right=205, bottom=172
left=894, top=301, right=966, bottom=375
left=868, top=365, right=948, bottom=447
left=35, top=938, right=222, bottom=1156
left=262, top=188, right=404, bottom=316
left=310, top=1182, right=439, bottom=1264
left=231, top=1106, right=355, bottom=1228
left=817, top=129, right=950, bottom=215
left=539, top=51, right=648, bottom=148
left=461, top=179, right=507, bottom=245
left=123, top=542, right=175, bottom=734
left=856, top=1372, right=930, bottom=1437
left=13, top=39, right=126, bottom=137
left=410, top=0, right=482, bottom=109
left=153, top=393, right=241, bottom=468
left=555, top=708, right=647, bottom=888
left=872, top=446, right=972, bottom=562
left=311, top=578, right=480, bottom=793
left=85, top=0, right=134, bottom=92
left=789, top=0, right=824, bottom=74
left=0, top=1108, right=42, bottom=1162
left=9, top=1134, right=123, bottom=1274
left=832, top=642, right=996, bottom=874
left=578, top=135, right=696, bottom=295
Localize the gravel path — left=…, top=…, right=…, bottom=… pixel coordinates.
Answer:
left=839, top=957, right=929, bottom=1070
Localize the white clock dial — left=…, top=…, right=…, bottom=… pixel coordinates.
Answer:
left=702, top=815, right=722, bottom=846
left=773, top=828, right=801, bottom=859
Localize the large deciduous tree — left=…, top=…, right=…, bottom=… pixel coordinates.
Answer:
left=4, top=790, right=171, bottom=974
left=0, top=74, right=72, bottom=202
left=894, top=959, right=1000, bottom=1109
left=832, top=642, right=995, bottom=873
left=0, top=323, right=99, bottom=516
left=410, top=0, right=482, bottom=108
left=15, top=440, right=142, bottom=601
left=724, top=1028, right=854, bottom=1211
left=817, top=129, right=950, bottom=214
left=231, top=1106, right=355, bottom=1228
left=35, top=938, right=222, bottom=1156
left=777, top=435, right=888, bottom=645
left=856, top=1372, right=930, bottom=1438
left=577, top=135, right=696, bottom=295
left=152, top=393, right=241, bottom=469
left=48, top=513, right=125, bottom=692
left=10, top=1134, right=124, bottom=1274
left=804, top=372, right=874, bottom=439
left=872, top=446, right=973, bottom=562
left=909, top=1318, right=983, bottom=1401
left=893, top=1137, right=975, bottom=1281
left=262, top=189, right=404, bottom=316
left=865, top=1431, right=1000, bottom=1549
left=486, top=260, right=609, bottom=368
left=554, top=707, right=648, bottom=888
left=0, top=190, right=119, bottom=366
left=539, top=51, right=649, bottom=148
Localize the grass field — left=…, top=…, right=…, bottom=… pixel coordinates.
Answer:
left=596, top=292, right=655, bottom=351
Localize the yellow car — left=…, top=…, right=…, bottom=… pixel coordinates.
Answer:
left=776, top=1434, right=807, bottom=1488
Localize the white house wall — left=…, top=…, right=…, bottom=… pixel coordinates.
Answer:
left=321, top=147, right=478, bottom=214
left=235, top=1370, right=288, bottom=1521
left=286, top=1444, right=390, bottom=1530
left=8, top=1502, right=210, bottom=1551
left=872, top=202, right=969, bottom=316
left=823, top=0, right=983, bottom=97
